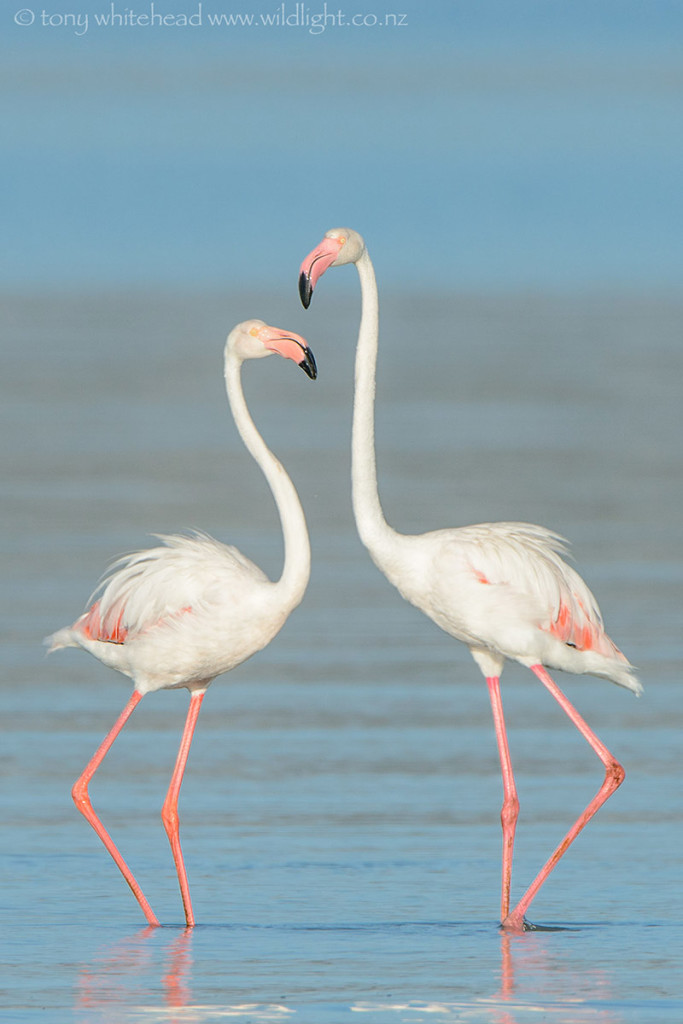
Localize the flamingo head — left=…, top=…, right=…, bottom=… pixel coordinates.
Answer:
left=228, top=320, right=317, bottom=379
left=298, top=228, right=366, bottom=308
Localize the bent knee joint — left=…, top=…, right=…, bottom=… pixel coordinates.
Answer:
left=606, top=760, right=625, bottom=789
left=72, top=779, right=90, bottom=808
left=501, top=796, right=520, bottom=829
left=161, top=804, right=179, bottom=835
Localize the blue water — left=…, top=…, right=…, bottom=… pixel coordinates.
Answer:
left=3, top=1, right=682, bottom=292
left=2, top=286, right=682, bottom=1021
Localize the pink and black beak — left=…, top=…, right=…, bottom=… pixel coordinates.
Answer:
left=298, top=269, right=314, bottom=310
left=298, top=236, right=344, bottom=309
left=260, top=325, right=317, bottom=379
left=279, top=335, right=317, bottom=380
left=297, top=343, right=317, bottom=379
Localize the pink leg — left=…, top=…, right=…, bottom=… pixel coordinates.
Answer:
left=502, top=664, right=625, bottom=931
left=161, top=691, right=205, bottom=928
left=72, top=690, right=160, bottom=926
left=486, top=676, right=520, bottom=922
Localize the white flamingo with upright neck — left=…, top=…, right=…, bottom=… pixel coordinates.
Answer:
left=48, top=319, right=317, bottom=928
left=299, top=228, right=641, bottom=931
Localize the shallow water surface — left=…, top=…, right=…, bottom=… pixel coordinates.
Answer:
left=2, top=289, right=682, bottom=1022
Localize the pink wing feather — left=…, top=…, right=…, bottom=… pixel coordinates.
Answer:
left=457, top=522, right=629, bottom=665
left=69, top=532, right=262, bottom=647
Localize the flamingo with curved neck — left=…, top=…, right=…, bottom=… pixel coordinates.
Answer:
left=48, top=319, right=317, bottom=928
left=300, top=228, right=640, bottom=931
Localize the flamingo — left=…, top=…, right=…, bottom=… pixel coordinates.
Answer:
left=299, top=228, right=641, bottom=931
left=47, top=320, right=317, bottom=928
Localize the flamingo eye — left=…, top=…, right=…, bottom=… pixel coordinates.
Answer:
left=249, top=327, right=259, bottom=337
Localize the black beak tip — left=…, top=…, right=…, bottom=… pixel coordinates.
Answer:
left=300, top=346, right=317, bottom=380
left=299, top=272, right=313, bottom=309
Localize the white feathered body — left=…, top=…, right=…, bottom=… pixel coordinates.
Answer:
left=371, top=521, right=640, bottom=695
left=47, top=533, right=295, bottom=696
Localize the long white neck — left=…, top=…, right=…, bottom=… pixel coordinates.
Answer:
left=224, top=353, right=310, bottom=610
left=351, top=249, right=403, bottom=568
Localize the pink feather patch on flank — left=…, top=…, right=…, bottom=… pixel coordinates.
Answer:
left=77, top=601, right=194, bottom=645
left=548, top=601, right=597, bottom=650
left=548, top=600, right=628, bottom=661
left=78, top=601, right=128, bottom=644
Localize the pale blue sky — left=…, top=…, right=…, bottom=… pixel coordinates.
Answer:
left=3, top=0, right=682, bottom=290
